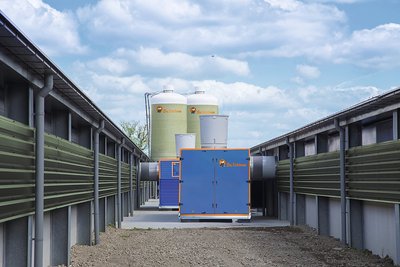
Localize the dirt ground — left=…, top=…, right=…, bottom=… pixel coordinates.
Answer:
left=70, top=226, right=394, bottom=267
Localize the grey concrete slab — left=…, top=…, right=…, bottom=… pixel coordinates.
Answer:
left=122, top=208, right=289, bottom=230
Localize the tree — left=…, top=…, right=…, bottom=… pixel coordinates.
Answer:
left=120, top=120, right=148, bottom=152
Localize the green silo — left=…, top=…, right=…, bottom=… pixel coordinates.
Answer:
left=187, top=88, right=219, bottom=148
left=150, top=87, right=187, bottom=161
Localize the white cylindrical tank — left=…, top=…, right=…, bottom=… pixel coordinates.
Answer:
left=199, top=115, right=228, bottom=148
left=139, top=162, right=159, bottom=181
left=151, top=85, right=187, bottom=161
left=250, top=156, right=277, bottom=180
left=187, top=88, right=218, bottom=148
left=175, top=133, right=196, bottom=157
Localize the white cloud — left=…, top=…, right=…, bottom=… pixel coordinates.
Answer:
left=332, top=23, right=400, bottom=68
left=76, top=0, right=346, bottom=55
left=296, top=64, right=321, bottom=79
left=0, top=0, right=86, bottom=56
left=83, top=47, right=250, bottom=78
left=87, top=58, right=130, bottom=75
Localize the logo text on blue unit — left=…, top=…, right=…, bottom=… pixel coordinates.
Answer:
left=219, top=159, right=247, bottom=167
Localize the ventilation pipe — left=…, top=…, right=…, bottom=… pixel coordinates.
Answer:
left=335, top=118, right=347, bottom=244
left=139, top=162, right=159, bottom=181
left=250, top=156, right=277, bottom=180
left=117, top=139, right=124, bottom=228
left=35, top=74, right=53, bottom=267
left=94, top=120, right=104, bottom=245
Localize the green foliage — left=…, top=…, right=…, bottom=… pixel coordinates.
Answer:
left=120, top=120, right=148, bottom=152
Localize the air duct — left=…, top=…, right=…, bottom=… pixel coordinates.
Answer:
left=250, top=156, right=277, bottom=180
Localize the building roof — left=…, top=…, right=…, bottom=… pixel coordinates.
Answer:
left=0, top=11, right=149, bottom=160
left=251, top=86, right=400, bottom=153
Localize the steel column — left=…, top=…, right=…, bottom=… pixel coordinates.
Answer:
left=35, top=74, right=53, bottom=267
left=117, top=140, right=123, bottom=228
left=335, top=119, right=347, bottom=244
left=286, top=139, right=294, bottom=226
left=395, top=204, right=400, bottom=265
left=93, top=120, right=104, bottom=245
left=394, top=110, right=399, bottom=140
left=129, top=153, right=134, bottom=215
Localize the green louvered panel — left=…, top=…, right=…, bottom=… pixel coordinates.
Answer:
left=0, top=116, right=35, bottom=222
left=44, top=134, right=94, bottom=210
left=347, top=140, right=400, bottom=203
left=99, top=154, right=117, bottom=197
left=276, top=159, right=290, bottom=192
left=294, top=151, right=340, bottom=197
left=121, top=162, right=130, bottom=193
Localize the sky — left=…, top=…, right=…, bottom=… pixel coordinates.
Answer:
left=0, top=0, right=399, bottom=149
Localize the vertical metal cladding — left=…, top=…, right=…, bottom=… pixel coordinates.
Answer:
left=187, top=88, right=218, bottom=148
left=150, top=86, right=187, bottom=161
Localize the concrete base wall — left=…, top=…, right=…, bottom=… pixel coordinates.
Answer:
left=279, top=192, right=289, bottom=220
left=328, top=198, right=341, bottom=239
left=0, top=192, right=127, bottom=267
left=280, top=193, right=400, bottom=264
left=0, top=223, right=3, bottom=266
left=363, top=202, right=396, bottom=259
left=70, top=205, right=78, bottom=246
left=305, top=195, right=317, bottom=229
left=43, top=213, right=51, bottom=267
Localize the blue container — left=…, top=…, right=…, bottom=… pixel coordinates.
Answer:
left=159, top=159, right=180, bottom=209
left=179, top=149, right=250, bottom=220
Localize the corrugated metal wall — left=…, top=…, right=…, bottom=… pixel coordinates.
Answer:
left=0, top=115, right=136, bottom=224
left=276, top=140, right=400, bottom=203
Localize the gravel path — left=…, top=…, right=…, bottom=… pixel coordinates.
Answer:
left=71, top=226, right=394, bottom=267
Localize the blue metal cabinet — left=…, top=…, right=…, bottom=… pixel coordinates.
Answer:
left=179, top=149, right=250, bottom=220
left=159, top=159, right=180, bottom=209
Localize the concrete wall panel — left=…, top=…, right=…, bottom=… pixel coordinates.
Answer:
left=328, top=134, right=340, bottom=152
left=362, top=125, right=376, bottom=145
left=4, top=217, right=28, bottom=267
left=328, top=198, right=341, bottom=239
left=304, top=141, right=315, bottom=156
left=70, top=205, right=77, bottom=246
left=43, top=213, right=51, bottom=267
left=363, top=202, right=396, bottom=259
left=305, top=195, right=317, bottom=229
left=0, top=223, right=3, bottom=267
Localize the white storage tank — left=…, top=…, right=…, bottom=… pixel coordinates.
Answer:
left=199, top=115, right=228, bottom=148
left=151, top=85, right=187, bottom=161
left=175, top=133, right=196, bottom=157
left=187, top=88, right=218, bottom=148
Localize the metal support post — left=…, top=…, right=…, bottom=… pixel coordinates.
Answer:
left=117, top=139, right=123, bottom=228
left=286, top=137, right=294, bottom=226
left=93, top=120, right=104, bottom=245
left=129, top=153, right=134, bottom=215
left=35, top=74, right=53, bottom=267
left=395, top=204, right=400, bottom=265
left=335, top=119, right=347, bottom=244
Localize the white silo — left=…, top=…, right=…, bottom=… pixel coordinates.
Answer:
left=187, top=88, right=218, bottom=148
left=151, top=85, right=187, bottom=161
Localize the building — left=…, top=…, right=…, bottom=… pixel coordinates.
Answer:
left=0, top=12, right=150, bottom=267
left=251, top=87, right=400, bottom=264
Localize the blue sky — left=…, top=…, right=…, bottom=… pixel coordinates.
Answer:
left=1, top=0, right=399, bottom=148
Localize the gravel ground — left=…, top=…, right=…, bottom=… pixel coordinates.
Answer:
left=70, top=226, right=394, bottom=267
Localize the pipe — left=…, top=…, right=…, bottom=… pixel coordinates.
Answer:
left=129, top=152, right=133, bottom=215
left=286, top=137, right=294, bottom=226
left=117, top=139, right=124, bottom=228
left=335, top=119, right=347, bottom=244
left=35, top=74, right=53, bottom=267
left=94, top=120, right=104, bottom=245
